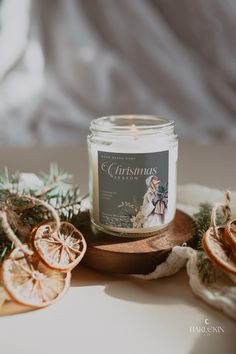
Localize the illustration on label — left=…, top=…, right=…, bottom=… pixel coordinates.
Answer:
left=98, top=151, right=169, bottom=229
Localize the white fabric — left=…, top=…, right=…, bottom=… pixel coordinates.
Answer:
left=0, top=0, right=236, bottom=146
left=138, top=184, right=236, bottom=320
left=138, top=246, right=236, bottom=320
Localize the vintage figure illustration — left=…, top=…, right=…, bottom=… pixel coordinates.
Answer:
left=131, top=175, right=168, bottom=228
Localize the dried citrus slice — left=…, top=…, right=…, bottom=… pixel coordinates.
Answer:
left=33, top=221, right=87, bottom=271
left=224, top=219, right=236, bottom=250
left=2, top=248, right=71, bottom=308
left=202, top=227, right=236, bottom=275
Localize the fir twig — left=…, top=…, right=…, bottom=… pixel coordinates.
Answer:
left=193, top=203, right=212, bottom=251
left=197, top=251, right=216, bottom=283
left=193, top=202, right=225, bottom=283
left=0, top=164, right=84, bottom=262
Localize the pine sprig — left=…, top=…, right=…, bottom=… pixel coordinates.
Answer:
left=193, top=202, right=225, bottom=251
left=46, top=187, right=82, bottom=220
left=37, top=163, right=73, bottom=197
left=193, top=202, right=225, bottom=283
left=193, top=202, right=212, bottom=250
left=197, top=251, right=216, bottom=283
left=0, top=164, right=85, bottom=262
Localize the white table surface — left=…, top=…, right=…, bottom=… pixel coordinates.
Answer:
left=0, top=141, right=235, bottom=354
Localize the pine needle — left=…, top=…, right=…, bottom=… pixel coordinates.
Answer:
left=193, top=202, right=225, bottom=283
left=0, top=164, right=84, bottom=262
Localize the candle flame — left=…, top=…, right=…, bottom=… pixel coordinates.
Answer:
left=130, top=123, right=138, bottom=140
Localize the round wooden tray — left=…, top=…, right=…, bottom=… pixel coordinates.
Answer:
left=79, top=210, right=195, bottom=274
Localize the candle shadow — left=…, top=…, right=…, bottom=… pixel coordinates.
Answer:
left=101, top=270, right=207, bottom=307
left=72, top=266, right=232, bottom=318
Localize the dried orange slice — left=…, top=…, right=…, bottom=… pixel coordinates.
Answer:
left=202, top=226, right=236, bottom=275
left=2, top=248, right=71, bottom=308
left=224, top=219, right=236, bottom=250
left=33, top=221, right=87, bottom=271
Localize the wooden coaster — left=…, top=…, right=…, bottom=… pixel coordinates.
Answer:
left=78, top=210, right=195, bottom=275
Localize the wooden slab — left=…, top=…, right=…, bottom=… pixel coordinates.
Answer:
left=78, top=210, right=195, bottom=274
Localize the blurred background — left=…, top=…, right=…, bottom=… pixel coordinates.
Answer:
left=0, top=0, right=236, bottom=147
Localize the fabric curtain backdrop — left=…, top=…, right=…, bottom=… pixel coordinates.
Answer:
left=0, top=0, right=236, bottom=146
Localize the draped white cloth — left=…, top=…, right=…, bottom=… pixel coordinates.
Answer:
left=138, top=184, right=236, bottom=320
left=0, top=0, right=236, bottom=146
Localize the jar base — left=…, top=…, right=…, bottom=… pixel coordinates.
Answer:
left=90, top=219, right=171, bottom=238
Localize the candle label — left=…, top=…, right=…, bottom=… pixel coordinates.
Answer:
left=98, top=151, right=169, bottom=229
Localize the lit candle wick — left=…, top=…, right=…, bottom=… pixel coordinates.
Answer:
left=130, top=124, right=138, bottom=140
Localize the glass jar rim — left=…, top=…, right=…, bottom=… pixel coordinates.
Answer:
left=90, top=115, right=175, bottom=135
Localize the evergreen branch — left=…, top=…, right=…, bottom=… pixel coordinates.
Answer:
left=197, top=251, right=216, bottom=283
left=193, top=202, right=226, bottom=283
left=193, top=202, right=225, bottom=251
left=0, top=164, right=84, bottom=262
left=193, top=203, right=212, bottom=250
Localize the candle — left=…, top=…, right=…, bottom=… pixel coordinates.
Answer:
left=87, top=115, right=178, bottom=237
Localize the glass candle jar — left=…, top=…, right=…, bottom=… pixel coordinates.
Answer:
left=87, top=115, right=178, bottom=237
